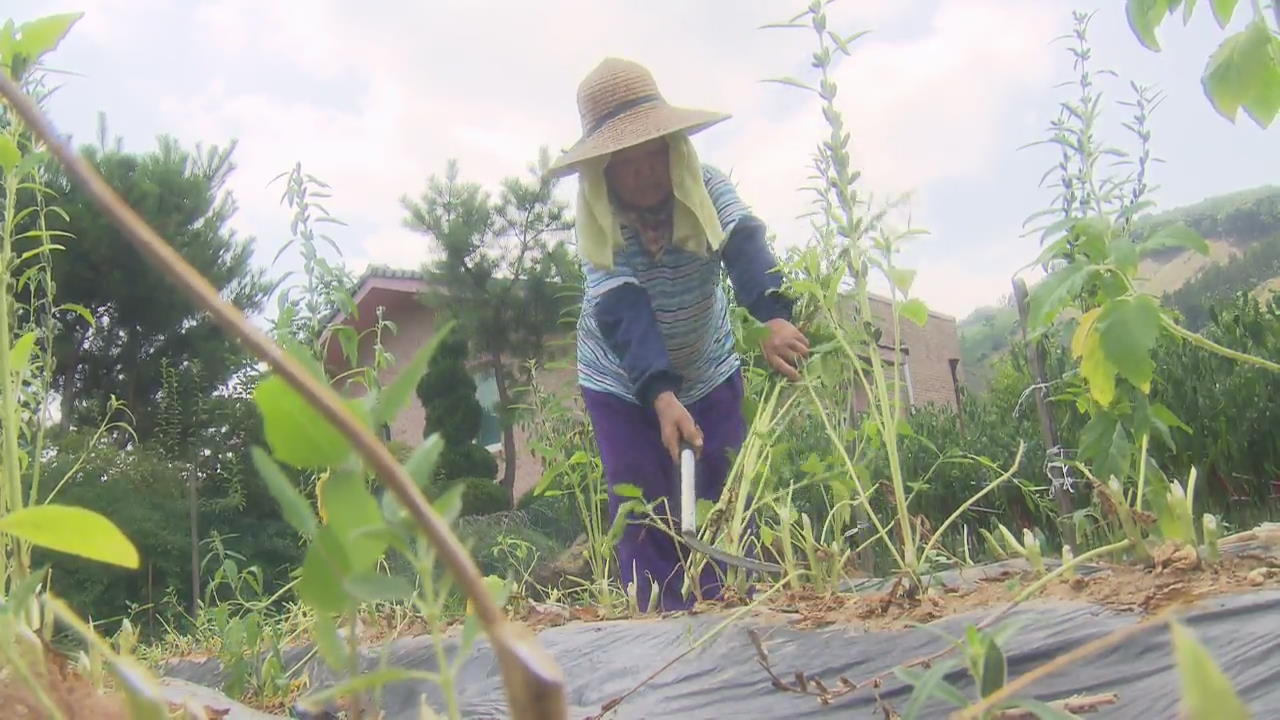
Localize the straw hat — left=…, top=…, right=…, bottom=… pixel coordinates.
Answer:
left=546, top=57, right=731, bottom=178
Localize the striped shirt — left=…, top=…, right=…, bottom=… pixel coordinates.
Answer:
left=576, top=163, right=788, bottom=406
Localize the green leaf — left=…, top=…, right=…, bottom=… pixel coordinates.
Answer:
left=1126, top=0, right=1171, bottom=51
left=0, top=135, right=19, bottom=171
left=1102, top=420, right=1134, bottom=484
left=370, top=321, right=454, bottom=427
left=9, top=331, right=36, bottom=382
left=1240, top=35, right=1280, bottom=128
left=0, top=504, right=139, bottom=569
left=1072, top=216, right=1112, bottom=261
left=311, top=612, right=349, bottom=671
left=344, top=571, right=415, bottom=603
left=1073, top=308, right=1118, bottom=406
left=56, top=303, right=96, bottom=326
left=900, top=298, right=929, bottom=327
left=405, top=433, right=445, bottom=490
left=1028, top=261, right=1095, bottom=329
left=613, top=483, right=644, bottom=499
left=1170, top=621, right=1251, bottom=719
left=1210, top=0, right=1238, bottom=27
left=252, top=373, right=360, bottom=470
left=319, top=469, right=387, bottom=571
left=762, top=76, right=816, bottom=93
left=462, top=576, right=512, bottom=653
left=298, top=527, right=352, bottom=614
left=1149, top=402, right=1191, bottom=452
left=1202, top=21, right=1280, bottom=127
left=1097, top=296, right=1162, bottom=393
left=14, top=13, right=83, bottom=62
left=888, top=267, right=917, bottom=294
left=1080, top=413, right=1119, bottom=472
left=1139, top=223, right=1209, bottom=257
left=1151, top=402, right=1191, bottom=434
left=898, top=662, right=965, bottom=717
left=978, top=634, right=1007, bottom=698
left=249, top=446, right=318, bottom=538
left=433, top=481, right=466, bottom=527
left=1182, top=0, right=1199, bottom=23
left=1109, top=237, right=1140, bottom=278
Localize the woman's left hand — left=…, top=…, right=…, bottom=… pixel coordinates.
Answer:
left=761, top=318, right=810, bottom=381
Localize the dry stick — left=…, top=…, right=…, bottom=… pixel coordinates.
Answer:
left=992, top=693, right=1118, bottom=719
left=951, top=606, right=1182, bottom=720
left=0, top=73, right=567, bottom=720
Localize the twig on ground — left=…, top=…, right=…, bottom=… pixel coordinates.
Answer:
left=748, top=628, right=857, bottom=705
left=992, top=692, right=1118, bottom=719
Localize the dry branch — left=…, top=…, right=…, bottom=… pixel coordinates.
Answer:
left=993, top=692, right=1118, bottom=718
left=749, top=628, right=858, bottom=704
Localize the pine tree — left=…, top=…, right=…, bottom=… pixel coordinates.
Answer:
left=416, top=334, right=498, bottom=483
left=400, top=148, right=576, bottom=498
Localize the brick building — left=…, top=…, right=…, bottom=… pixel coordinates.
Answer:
left=323, top=266, right=964, bottom=499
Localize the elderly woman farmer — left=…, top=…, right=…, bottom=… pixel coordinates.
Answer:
left=546, top=58, right=809, bottom=612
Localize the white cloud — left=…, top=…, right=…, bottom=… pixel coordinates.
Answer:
left=715, top=1, right=1060, bottom=253
left=30, top=0, right=1067, bottom=318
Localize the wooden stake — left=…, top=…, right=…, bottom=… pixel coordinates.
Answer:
left=1012, top=278, right=1075, bottom=547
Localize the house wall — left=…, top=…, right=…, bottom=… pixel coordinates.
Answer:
left=865, top=294, right=964, bottom=410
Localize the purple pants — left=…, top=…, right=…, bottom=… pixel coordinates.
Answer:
left=582, top=370, right=747, bottom=613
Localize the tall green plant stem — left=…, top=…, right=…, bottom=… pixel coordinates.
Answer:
left=817, top=301, right=916, bottom=573
left=724, top=379, right=791, bottom=561
left=805, top=380, right=907, bottom=573
left=1105, top=269, right=1280, bottom=373
left=1163, top=315, right=1280, bottom=372
left=1136, top=433, right=1149, bottom=512
left=1008, top=538, right=1132, bottom=605
left=0, top=155, right=28, bottom=586
left=856, top=291, right=915, bottom=569
left=805, top=12, right=917, bottom=573
left=26, top=187, right=59, bottom=511
left=417, top=545, right=461, bottom=720
left=917, top=444, right=1026, bottom=563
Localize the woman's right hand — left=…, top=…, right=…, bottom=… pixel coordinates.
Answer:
left=654, top=390, right=702, bottom=464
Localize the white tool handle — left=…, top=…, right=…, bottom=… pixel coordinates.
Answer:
left=680, top=445, right=696, bottom=534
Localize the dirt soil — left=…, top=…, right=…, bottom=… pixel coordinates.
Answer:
left=712, top=551, right=1280, bottom=634
left=512, top=536, right=1280, bottom=634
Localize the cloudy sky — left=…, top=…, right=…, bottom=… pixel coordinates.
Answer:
left=12, top=0, right=1277, bottom=320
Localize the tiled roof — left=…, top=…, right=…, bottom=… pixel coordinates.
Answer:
left=356, top=264, right=428, bottom=282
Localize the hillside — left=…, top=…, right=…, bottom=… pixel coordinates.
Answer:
left=959, top=185, right=1280, bottom=392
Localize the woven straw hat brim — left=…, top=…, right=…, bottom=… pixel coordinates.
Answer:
left=547, top=103, right=731, bottom=179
